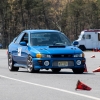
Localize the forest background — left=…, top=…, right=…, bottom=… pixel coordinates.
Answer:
left=0, top=0, right=100, bottom=48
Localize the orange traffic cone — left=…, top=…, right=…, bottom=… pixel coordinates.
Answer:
left=76, top=80, right=92, bottom=91
left=96, top=48, right=98, bottom=52
left=98, top=50, right=100, bottom=52
left=7, top=50, right=8, bottom=55
left=93, top=67, right=100, bottom=72
left=91, top=55, right=95, bottom=58
left=84, top=67, right=88, bottom=72
left=84, top=64, right=88, bottom=72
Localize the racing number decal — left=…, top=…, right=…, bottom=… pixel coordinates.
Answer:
left=18, top=47, right=22, bottom=56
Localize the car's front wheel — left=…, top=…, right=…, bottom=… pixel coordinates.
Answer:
left=72, top=68, right=84, bottom=74
left=51, top=68, right=61, bottom=73
left=27, top=55, right=39, bottom=73
left=8, top=54, right=19, bottom=71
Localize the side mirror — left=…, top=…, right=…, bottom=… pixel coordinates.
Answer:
left=73, top=41, right=79, bottom=46
left=19, top=41, right=27, bottom=46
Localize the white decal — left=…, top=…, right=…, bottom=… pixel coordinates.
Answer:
left=18, top=47, right=22, bottom=56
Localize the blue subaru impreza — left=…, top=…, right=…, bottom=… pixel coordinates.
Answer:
left=8, top=29, right=86, bottom=73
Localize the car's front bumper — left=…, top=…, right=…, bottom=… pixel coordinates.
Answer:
left=32, top=57, right=86, bottom=70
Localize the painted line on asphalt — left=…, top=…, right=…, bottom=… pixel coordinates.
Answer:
left=0, top=74, right=100, bottom=100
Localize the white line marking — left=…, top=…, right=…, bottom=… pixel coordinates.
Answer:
left=0, top=75, right=100, bottom=100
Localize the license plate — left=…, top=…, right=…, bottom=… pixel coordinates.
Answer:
left=58, top=61, right=68, bottom=67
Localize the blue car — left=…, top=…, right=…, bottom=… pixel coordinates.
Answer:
left=0, top=43, right=3, bottom=48
left=8, top=29, right=86, bottom=74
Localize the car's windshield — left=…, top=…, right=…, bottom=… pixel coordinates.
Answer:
left=30, top=32, right=71, bottom=46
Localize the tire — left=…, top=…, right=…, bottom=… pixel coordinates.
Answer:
left=51, top=68, right=61, bottom=73
left=8, top=54, right=19, bottom=71
left=27, top=55, right=39, bottom=73
left=72, top=68, right=84, bottom=74
left=78, top=45, right=86, bottom=51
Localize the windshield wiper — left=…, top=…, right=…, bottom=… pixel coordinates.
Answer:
left=49, top=43, right=66, bottom=48
left=53, top=42, right=65, bottom=46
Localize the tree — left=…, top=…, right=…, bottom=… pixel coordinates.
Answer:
left=61, top=0, right=100, bottom=41
left=1, top=0, right=100, bottom=48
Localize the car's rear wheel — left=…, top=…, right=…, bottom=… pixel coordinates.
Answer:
left=72, top=68, right=84, bottom=74
left=27, top=55, right=39, bottom=73
left=8, top=54, right=19, bottom=71
left=51, top=68, right=61, bottom=73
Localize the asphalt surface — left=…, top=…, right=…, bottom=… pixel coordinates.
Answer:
left=0, top=49, right=100, bottom=100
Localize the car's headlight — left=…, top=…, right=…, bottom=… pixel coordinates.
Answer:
left=36, top=54, right=51, bottom=58
left=74, top=53, right=85, bottom=57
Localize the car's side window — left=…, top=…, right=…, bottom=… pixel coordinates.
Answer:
left=20, top=33, right=28, bottom=43
left=13, top=37, right=17, bottom=43
left=86, top=34, right=91, bottom=39
left=98, top=33, right=100, bottom=41
left=15, top=32, right=25, bottom=44
left=82, top=35, right=85, bottom=39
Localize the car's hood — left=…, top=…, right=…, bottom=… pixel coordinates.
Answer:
left=30, top=46, right=82, bottom=54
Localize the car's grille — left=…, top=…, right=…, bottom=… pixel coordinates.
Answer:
left=52, top=54, right=73, bottom=58
left=52, top=61, right=74, bottom=67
